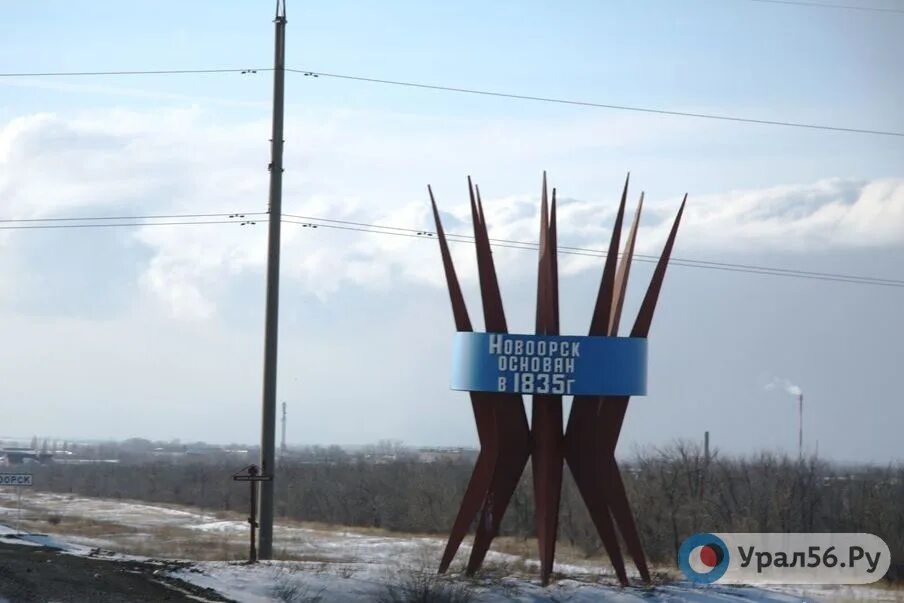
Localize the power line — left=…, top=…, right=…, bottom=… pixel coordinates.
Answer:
left=0, top=211, right=265, bottom=224
left=0, top=68, right=268, bottom=78
left=1, top=66, right=900, bottom=138
left=737, top=0, right=904, bottom=14
left=0, top=211, right=264, bottom=230
left=280, top=213, right=904, bottom=286
left=0, top=219, right=254, bottom=231
left=279, top=217, right=904, bottom=288
left=287, top=69, right=904, bottom=139
left=3, top=210, right=901, bottom=287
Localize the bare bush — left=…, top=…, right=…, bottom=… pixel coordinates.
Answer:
left=270, top=566, right=325, bottom=603
left=25, top=444, right=903, bottom=581
left=378, top=569, right=475, bottom=603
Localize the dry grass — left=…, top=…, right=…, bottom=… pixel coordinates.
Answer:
left=12, top=507, right=142, bottom=540
left=268, top=565, right=327, bottom=603
left=489, top=535, right=611, bottom=566
left=5, top=496, right=431, bottom=565
left=288, top=520, right=437, bottom=541
left=378, top=565, right=477, bottom=603
left=7, top=495, right=655, bottom=585
left=5, top=501, right=251, bottom=561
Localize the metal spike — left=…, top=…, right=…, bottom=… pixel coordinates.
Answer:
left=588, top=172, right=629, bottom=336
left=609, top=192, right=644, bottom=336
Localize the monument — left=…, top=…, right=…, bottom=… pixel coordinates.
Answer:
left=429, top=173, right=685, bottom=586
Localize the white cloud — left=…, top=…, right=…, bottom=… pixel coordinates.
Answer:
left=679, top=178, right=904, bottom=252
left=1, top=107, right=903, bottom=459
left=141, top=250, right=218, bottom=321
left=2, top=107, right=903, bottom=322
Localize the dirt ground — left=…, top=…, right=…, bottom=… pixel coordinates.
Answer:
left=0, top=541, right=232, bottom=603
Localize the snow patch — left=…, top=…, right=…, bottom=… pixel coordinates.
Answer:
left=3, top=490, right=895, bottom=602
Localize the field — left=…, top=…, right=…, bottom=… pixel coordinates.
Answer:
left=1, top=489, right=900, bottom=602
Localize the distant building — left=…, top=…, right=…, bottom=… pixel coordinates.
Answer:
left=415, top=447, right=477, bottom=463
left=2, top=447, right=53, bottom=465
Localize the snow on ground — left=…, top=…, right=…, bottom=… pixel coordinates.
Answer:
left=0, top=523, right=42, bottom=547
left=0, top=490, right=207, bottom=530
left=170, top=561, right=832, bottom=603
left=0, top=523, right=99, bottom=555
left=0, top=490, right=899, bottom=602
left=771, top=585, right=904, bottom=602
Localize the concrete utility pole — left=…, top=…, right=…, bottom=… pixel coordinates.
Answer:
left=258, top=0, right=287, bottom=560
left=281, top=401, right=287, bottom=458
left=798, top=393, right=804, bottom=462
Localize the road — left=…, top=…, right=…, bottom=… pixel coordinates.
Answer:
left=0, top=541, right=232, bottom=603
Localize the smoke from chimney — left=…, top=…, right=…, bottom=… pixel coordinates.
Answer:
left=766, top=378, right=802, bottom=397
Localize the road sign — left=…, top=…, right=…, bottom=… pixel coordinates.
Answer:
left=230, top=464, right=269, bottom=562
left=233, top=475, right=273, bottom=482
left=450, top=332, right=647, bottom=396
left=232, top=464, right=272, bottom=482
left=0, top=473, right=32, bottom=487
left=1, top=473, right=32, bottom=534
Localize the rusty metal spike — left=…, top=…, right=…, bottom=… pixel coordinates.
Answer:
left=631, top=195, right=686, bottom=338
left=598, top=194, right=685, bottom=583
left=530, top=172, right=564, bottom=585
left=429, top=186, right=473, bottom=333
left=475, top=183, right=487, bottom=230
left=464, top=180, right=530, bottom=575
left=438, top=392, right=497, bottom=573
left=532, top=400, right=563, bottom=585
left=466, top=412, right=530, bottom=574
left=565, top=177, right=651, bottom=586
left=589, top=173, right=629, bottom=336
left=609, top=192, right=644, bottom=336
left=569, top=174, right=628, bottom=575
left=470, top=182, right=508, bottom=333
left=606, top=455, right=651, bottom=582
left=468, top=176, right=479, bottom=232
left=537, top=171, right=549, bottom=319
left=431, top=184, right=495, bottom=573
left=535, top=179, right=550, bottom=333
left=596, top=396, right=649, bottom=582
left=563, top=432, right=629, bottom=584
left=549, top=189, right=560, bottom=333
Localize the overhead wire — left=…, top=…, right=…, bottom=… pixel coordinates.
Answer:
left=279, top=217, right=904, bottom=288
left=280, top=217, right=904, bottom=287
left=2, top=210, right=901, bottom=288
left=0, top=66, right=901, bottom=137
left=280, top=213, right=904, bottom=286
left=0, top=211, right=266, bottom=224
left=0, top=220, right=251, bottom=231
left=0, top=68, right=268, bottom=77
left=737, top=0, right=904, bottom=14
left=286, top=69, right=904, bottom=138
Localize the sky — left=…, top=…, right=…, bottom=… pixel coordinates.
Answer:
left=1, top=0, right=903, bottom=463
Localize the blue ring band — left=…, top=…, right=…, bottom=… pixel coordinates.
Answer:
left=450, top=332, right=647, bottom=396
